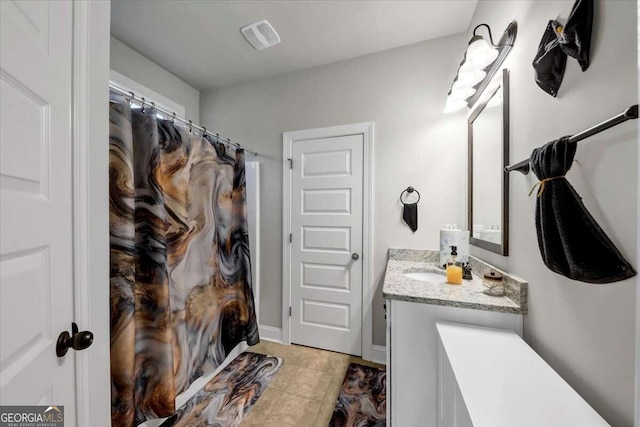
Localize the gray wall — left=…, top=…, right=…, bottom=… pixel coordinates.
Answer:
left=110, top=37, right=200, bottom=121
left=201, top=1, right=637, bottom=424
left=466, top=2, right=637, bottom=426
left=201, top=33, right=469, bottom=346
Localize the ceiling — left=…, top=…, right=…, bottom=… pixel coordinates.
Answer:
left=111, top=0, right=478, bottom=91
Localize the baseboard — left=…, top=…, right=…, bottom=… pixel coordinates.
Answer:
left=259, top=325, right=283, bottom=344
left=371, top=345, right=386, bottom=365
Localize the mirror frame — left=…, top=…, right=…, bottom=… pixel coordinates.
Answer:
left=467, top=68, right=509, bottom=256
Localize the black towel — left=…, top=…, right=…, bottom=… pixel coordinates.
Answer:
left=532, top=20, right=567, bottom=97
left=402, top=203, right=418, bottom=232
left=557, top=0, right=593, bottom=71
left=532, top=0, right=593, bottom=96
left=530, top=137, right=636, bottom=283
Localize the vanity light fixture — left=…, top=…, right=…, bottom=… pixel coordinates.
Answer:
left=466, top=25, right=499, bottom=69
left=444, top=22, right=517, bottom=113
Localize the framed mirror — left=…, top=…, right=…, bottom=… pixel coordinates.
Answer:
left=468, top=68, right=509, bottom=255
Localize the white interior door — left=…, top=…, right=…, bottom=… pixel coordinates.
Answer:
left=290, top=134, right=363, bottom=355
left=1, top=0, right=77, bottom=421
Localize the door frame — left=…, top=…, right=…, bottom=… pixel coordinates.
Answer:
left=72, top=1, right=111, bottom=425
left=282, top=122, right=374, bottom=360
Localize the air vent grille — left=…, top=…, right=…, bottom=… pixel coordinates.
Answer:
left=240, top=20, right=281, bottom=51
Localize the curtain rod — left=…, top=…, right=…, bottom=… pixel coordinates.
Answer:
left=505, top=104, right=638, bottom=175
left=109, top=82, right=260, bottom=157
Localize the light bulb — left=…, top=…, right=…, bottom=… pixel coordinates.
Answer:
left=449, top=86, right=476, bottom=101
left=466, top=37, right=498, bottom=69
left=457, top=68, right=486, bottom=87
left=443, top=97, right=467, bottom=114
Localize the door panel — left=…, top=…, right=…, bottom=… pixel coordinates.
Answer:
left=301, top=299, right=350, bottom=330
left=290, top=135, right=363, bottom=355
left=302, top=188, right=351, bottom=214
left=302, top=263, right=350, bottom=291
left=302, top=226, right=351, bottom=252
left=302, top=150, right=352, bottom=177
left=0, top=0, right=76, bottom=421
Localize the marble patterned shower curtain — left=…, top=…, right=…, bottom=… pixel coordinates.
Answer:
left=109, top=95, right=259, bottom=426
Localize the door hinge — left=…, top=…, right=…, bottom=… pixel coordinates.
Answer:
left=289, top=233, right=292, bottom=243
left=288, top=158, right=292, bottom=169
left=289, top=306, right=292, bottom=317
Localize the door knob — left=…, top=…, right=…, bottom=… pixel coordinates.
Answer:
left=352, top=253, right=359, bottom=260
left=56, top=322, right=93, bottom=357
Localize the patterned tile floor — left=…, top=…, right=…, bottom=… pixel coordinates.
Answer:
left=242, top=341, right=384, bottom=427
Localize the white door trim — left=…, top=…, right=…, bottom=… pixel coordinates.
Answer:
left=245, top=161, right=261, bottom=324
left=282, top=122, right=374, bottom=360
left=72, top=1, right=111, bottom=425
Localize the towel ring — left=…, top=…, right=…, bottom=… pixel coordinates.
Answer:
left=400, top=186, right=420, bottom=205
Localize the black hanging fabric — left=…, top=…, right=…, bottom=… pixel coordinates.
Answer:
left=529, top=137, right=636, bottom=284
left=532, top=0, right=593, bottom=96
left=532, top=21, right=567, bottom=97
left=557, top=0, right=593, bottom=71
left=402, top=203, right=418, bottom=232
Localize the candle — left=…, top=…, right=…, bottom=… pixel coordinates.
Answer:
left=447, top=264, right=463, bottom=285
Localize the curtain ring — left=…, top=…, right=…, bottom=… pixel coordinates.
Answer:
left=126, top=91, right=134, bottom=104
left=188, top=120, right=193, bottom=133
left=150, top=101, right=155, bottom=111
left=202, top=126, right=207, bottom=136
left=400, top=186, right=421, bottom=204
left=171, top=112, right=176, bottom=124
left=140, top=97, right=146, bottom=112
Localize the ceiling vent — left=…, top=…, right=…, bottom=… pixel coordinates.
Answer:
left=240, top=20, right=281, bottom=51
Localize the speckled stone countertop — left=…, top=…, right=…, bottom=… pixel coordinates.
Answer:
left=383, top=249, right=528, bottom=315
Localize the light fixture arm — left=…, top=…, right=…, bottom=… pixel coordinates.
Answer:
left=472, top=23, right=498, bottom=47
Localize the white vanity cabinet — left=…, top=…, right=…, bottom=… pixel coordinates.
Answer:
left=435, top=322, right=609, bottom=427
left=385, top=299, right=523, bottom=427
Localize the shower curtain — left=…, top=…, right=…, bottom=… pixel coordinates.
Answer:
left=109, top=94, right=259, bottom=426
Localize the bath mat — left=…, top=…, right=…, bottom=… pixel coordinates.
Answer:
left=329, top=363, right=386, bottom=427
left=160, top=351, right=283, bottom=427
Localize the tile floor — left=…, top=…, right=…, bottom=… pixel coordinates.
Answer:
left=242, top=341, right=385, bottom=427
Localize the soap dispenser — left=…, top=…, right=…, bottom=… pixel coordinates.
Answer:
left=446, top=246, right=463, bottom=285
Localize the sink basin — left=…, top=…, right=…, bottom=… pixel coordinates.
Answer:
left=404, top=271, right=446, bottom=283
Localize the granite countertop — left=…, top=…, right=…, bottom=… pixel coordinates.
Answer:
left=382, top=249, right=528, bottom=315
